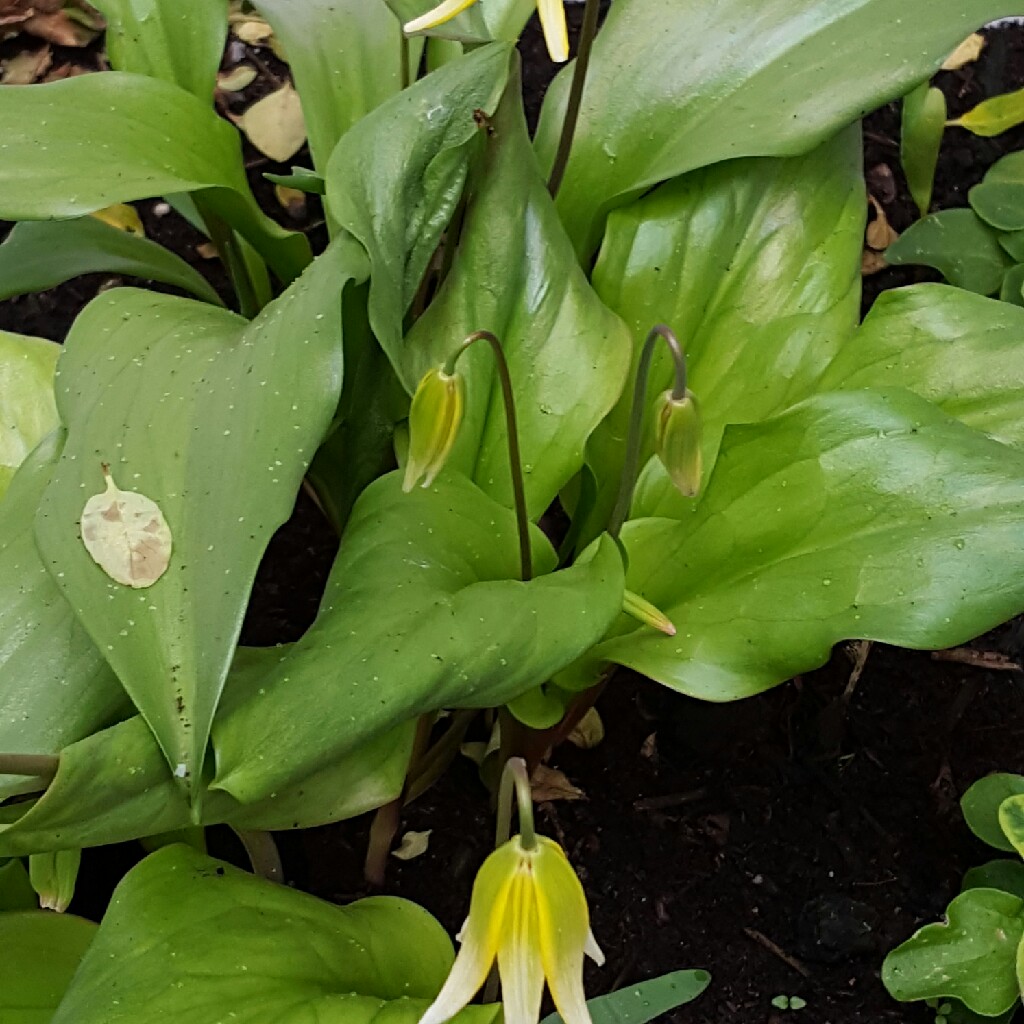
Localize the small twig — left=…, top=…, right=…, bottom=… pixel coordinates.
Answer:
left=743, top=927, right=811, bottom=979
left=633, top=788, right=708, bottom=813
left=932, top=647, right=1022, bottom=672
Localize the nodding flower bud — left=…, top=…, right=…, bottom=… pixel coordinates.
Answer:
left=653, top=388, right=702, bottom=498
left=403, top=367, right=465, bottom=492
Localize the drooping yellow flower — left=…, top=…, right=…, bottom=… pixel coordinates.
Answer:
left=403, top=0, right=570, bottom=64
left=403, top=366, right=466, bottom=492
left=653, top=387, right=703, bottom=498
left=419, top=835, right=604, bottom=1024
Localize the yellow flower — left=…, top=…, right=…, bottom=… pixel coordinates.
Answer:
left=403, top=0, right=570, bottom=64
left=653, top=387, right=703, bottom=498
left=419, top=835, right=604, bottom=1024
left=404, top=366, right=466, bottom=492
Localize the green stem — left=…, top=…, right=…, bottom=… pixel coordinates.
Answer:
left=547, top=0, right=601, bottom=198
left=232, top=828, right=283, bottom=882
left=494, top=756, right=536, bottom=850
left=445, top=331, right=532, bottom=581
left=197, top=205, right=261, bottom=318
left=0, top=753, right=58, bottom=783
left=401, top=32, right=412, bottom=90
left=608, top=324, right=687, bottom=539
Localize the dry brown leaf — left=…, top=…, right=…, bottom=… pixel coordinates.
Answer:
left=531, top=765, right=585, bottom=803
left=232, top=16, right=273, bottom=45
left=567, top=707, right=605, bottom=750
left=1, top=43, right=50, bottom=83
left=391, top=830, right=432, bottom=861
left=23, top=8, right=97, bottom=46
left=866, top=195, right=899, bottom=250
left=942, top=33, right=985, bottom=71
left=861, top=249, right=888, bottom=276
left=217, top=63, right=257, bottom=92
left=274, top=183, right=306, bottom=219
left=240, top=84, right=306, bottom=163
left=195, top=241, right=219, bottom=260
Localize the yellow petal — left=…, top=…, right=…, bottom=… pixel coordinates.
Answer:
left=405, top=0, right=479, bottom=34
left=532, top=838, right=595, bottom=1024
left=536, top=0, right=569, bottom=62
left=497, top=873, right=546, bottom=1024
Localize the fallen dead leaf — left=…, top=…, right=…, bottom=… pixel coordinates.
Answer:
left=942, top=32, right=985, bottom=71
left=861, top=249, right=888, bottom=276
left=531, top=764, right=585, bottom=803
left=217, top=63, right=257, bottom=92
left=91, top=203, right=144, bottom=236
left=22, top=3, right=101, bottom=47
left=0, top=43, right=50, bottom=83
left=391, top=829, right=432, bottom=861
left=866, top=195, right=899, bottom=250
left=195, top=241, right=219, bottom=260
left=567, top=707, right=604, bottom=749
left=274, top=183, right=306, bottom=220
left=239, top=83, right=306, bottom=163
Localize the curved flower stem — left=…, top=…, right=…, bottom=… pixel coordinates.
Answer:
left=0, top=753, right=58, bottom=784
left=445, top=331, right=532, bottom=581
left=547, top=0, right=601, bottom=198
left=608, top=325, right=688, bottom=540
left=495, top=756, right=536, bottom=851
left=232, top=827, right=284, bottom=882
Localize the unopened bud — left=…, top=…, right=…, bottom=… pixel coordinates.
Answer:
left=623, top=589, right=676, bottom=636
left=403, top=367, right=465, bottom=492
left=654, top=388, right=702, bottom=498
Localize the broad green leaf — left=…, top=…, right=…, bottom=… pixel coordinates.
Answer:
left=951, top=85, right=1024, bottom=137
left=902, top=83, right=947, bottom=217
left=963, top=860, right=1024, bottom=900
left=0, top=218, right=223, bottom=306
left=882, top=888, right=1024, bottom=1016
left=589, top=128, right=863, bottom=529
left=0, top=72, right=309, bottom=283
left=820, top=284, right=1024, bottom=448
left=51, top=844, right=486, bottom=1024
left=0, top=330, right=59, bottom=500
left=325, top=43, right=511, bottom=369
left=999, top=229, right=1024, bottom=263
left=212, top=473, right=625, bottom=805
left=0, top=858, right=36, bottom=911
left=962, top=774, right=1024, bottom=852
left=0, top=435, right=130, bottom=801
left=252, top=0, right=419, bottom=173
left=1001, top=263, right=1024, bottom=307
left=0, top=911, right=97, bottom=1024
left=34, top=239, right=368, bottom=801
left=971, top=152, right=1024, bottom=231
left=386, top=0, right=533, bottom=44
left=886, top=209, right=1012, bottom=294
left=586, top=390, right=1024, bottom=702
left=542, top=970, right=711, bottom=1024
left=534, top=0, right=1015, bottom=255
left=91, top=0, right=228, bottom=102
left=999, top=794, right=1024, bottom=858
left=405, top=84, right=631, bottom=518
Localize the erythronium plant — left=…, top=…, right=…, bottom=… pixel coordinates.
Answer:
left=3, top=1, right=1024, bottom=1020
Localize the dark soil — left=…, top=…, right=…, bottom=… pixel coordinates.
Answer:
left=5, top=14, right=1024, bottom=1024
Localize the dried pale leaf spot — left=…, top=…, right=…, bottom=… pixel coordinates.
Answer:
left=80, top=465, right=172, bottom=589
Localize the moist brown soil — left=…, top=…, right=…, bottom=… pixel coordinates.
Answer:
left=4, top=14, right=1024, bottom=1024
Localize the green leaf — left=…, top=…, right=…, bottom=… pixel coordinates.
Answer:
left=820, top=284, right=1024, bottom=448
left=541, top=970, right=711, bottom=1024
left=0, top=217, right=223, bottom=306
left=0, top=911, right=97, bottom=1024
left=586, top=390, right=1024, bottom=702
left=589, top=128, right=864, bottom=528
left=971, top=153, right=1024, bottom=231
left=882, top=888, right=1024, bottom=1016
left=1001, top=263, right=1024, bottom=307
left=962, top=774, right=1024, bottom=852
left=902, top=83, right=947, bottom=218
left=951, top=85, right=1024, bottom=137
left=325, top=43, right=511, bottom=370
left=0, top=435, right=130, bottom=801
left=90, top=0, right=228, bottom=102
left=212, top=473, right=625, bottom=805
left=405, top=83, right=632, bottom=518
left=386, top=0, right=533, bottom=44
left=963, top=860, right=1024, bottom=901
left=51, top=844, right=492, bottom=1024
left=0, top=859, right=36, bottom=911
left=264, top=166, right=326, bottom=195
left=0, top=72, right=309, bottom=283
left=0, top=330, right=59, bottom=501
left=886, top=209, right=1012, bottom=294
left=534, top=0, right=1014, bottom=255
left=34, top=239, right=368, bottom=801
left=1000, top=795, right=1024, bottom=858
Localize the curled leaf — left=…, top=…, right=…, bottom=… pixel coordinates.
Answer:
left=392, top=830, right=432, bottom=861
left=79, top=465, right=172, bottom=588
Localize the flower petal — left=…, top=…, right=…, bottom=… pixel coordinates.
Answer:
left=497, top=873, right=546, bottom=1024
left=532, top=838, right=595, bottom=1024
left=404, top=0, right=479, bottom=34
left=584, top=928, right=605, bottom=967
left=536, top=0, right=569, bottom=62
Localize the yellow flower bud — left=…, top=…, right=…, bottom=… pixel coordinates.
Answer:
left=404, top=367, right=465, bottom=492
left=653, top=388, right=702, bottom=498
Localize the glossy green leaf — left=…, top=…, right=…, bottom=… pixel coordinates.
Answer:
left=325, top=43, right=511, bottom=369
left=91, top=0, right=228, bottom=101
left=0, top=217, right=223, bottom=306
left=999, top=229, right=1024, bottom=262
left=0, top=911, right=97, bottom=1024
left=34, top=239, right=368, bottom=801
left=586, top=390, right=1024, bottom=702
left=951, top=85, right=1024, bottom=137
left=971, top=152, right=1024, bottom=231
left=52, top=844, right=493, bottom=1024
left=0, top=435, right=130, bottom=801
left=820, top=284, right=1024, bottom=447
left=1000, top=263, right=1024, bottom=307
left=963, top=860, right=1024, bottom=901
left=534, top=0, right=1015, bottom=255
left=0, top=859, right=36, bottom=911
left=405, top=85, right=631, bottom=517
left=902, top=83, right=947, bottom=217
left=542, top=970, right=710, bottom=1024
left=252, top=0, right=418, bottom=173
left=589, top=128, right=864, bottom=529
left=999, top=794, right=1024, bottom=858
left=212, top=472, right=624, bottom=805
left=386, top=0, right=533, bottom=44
left=882, top=888, right=1024, bottom=1015
left=886, top=209, right=1011, bottom=294
left=0, top=331, right=60, bottom=500
left=962, top=774, right=1024, bottom=852
left=0, top=72, right=309, bottom=283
